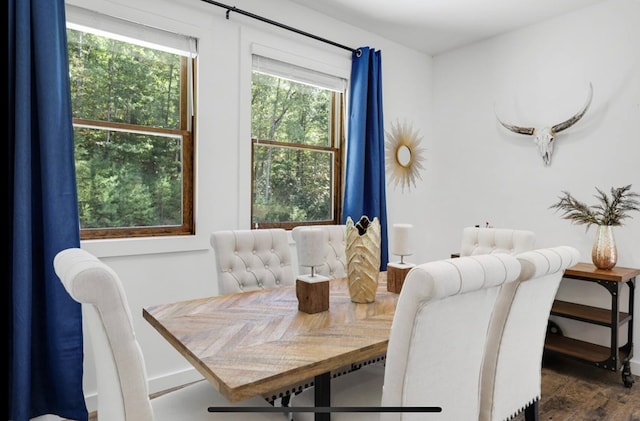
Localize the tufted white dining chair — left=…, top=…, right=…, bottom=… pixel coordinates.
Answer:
left=459, top=227, right=536, bottom=257
left=53, top=247, right=284, bottom=421
left=291, top=253, right=522, bottom=421
left=479, top=246, right=580, bottom=421
left=210, top=228, right=295, bottom=294
left=291, top=224, right=347, bottom=279
left=210, top=228, right=302, bottom=407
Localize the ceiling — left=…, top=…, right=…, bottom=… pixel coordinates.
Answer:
left=287, top=0, right=607, bottom=55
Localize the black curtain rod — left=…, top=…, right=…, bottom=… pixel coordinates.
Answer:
left=200, top=0, right=360, bottom=55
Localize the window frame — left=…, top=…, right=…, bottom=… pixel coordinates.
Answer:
left=66, top=14, right=196, bottom=241
left=249, top=63, right=345, bottom=231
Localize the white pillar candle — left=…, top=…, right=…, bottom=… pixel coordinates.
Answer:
left=298, top=228, right=325, bottom=268
left=391, top=223, right=413, bottom=256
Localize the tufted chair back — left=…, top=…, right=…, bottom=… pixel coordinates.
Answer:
left=479, top=246, right=580, bottom=421
left=291, top=224, right=347, bottom=279
left=460, top=227, right=536, bottom=257
left=210, top=229, right=295, bottom=294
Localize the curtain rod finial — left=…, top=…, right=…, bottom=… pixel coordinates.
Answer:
left=226, top=6, right=238, bottom=19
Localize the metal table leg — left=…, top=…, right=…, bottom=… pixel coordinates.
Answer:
left=314, top=372, right=331, bottom=421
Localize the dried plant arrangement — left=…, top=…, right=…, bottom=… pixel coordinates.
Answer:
left=549, top=184, right=640, bottom=229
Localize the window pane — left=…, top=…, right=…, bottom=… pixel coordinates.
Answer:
left=68, top=28, right=182, bottom=129
left=74, top=127, right=183, bottom=229
left=251, top=72, right=331, bottom=147
left=252, top=144, right=333, bottom=224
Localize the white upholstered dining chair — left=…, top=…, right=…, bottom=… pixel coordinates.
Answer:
left=210, top=228, right=295, bottom=294
left=459, top=227, right=536, bottom=257
left=291, top=253, right=522, bottom=420
left=479, top=246, right=580, bottom=421
left=210, top=228, right=304, bottom=406
left=291, top=224, right=347, bottom=279
left=53, top=247, right=284, bottom=421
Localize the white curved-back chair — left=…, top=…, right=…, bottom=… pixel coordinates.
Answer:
left=479, top=246, right=580, bottom=421
left=291, top=225, right=347, bottom=279
left=53, top=247, right=283, bottom=421
left=210, top=228, right=295, bottom=294
left=292, top=253, right=522, bottom=420
left=459, top=227, right=536, bottom=257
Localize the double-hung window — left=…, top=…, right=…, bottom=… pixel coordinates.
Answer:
left=251, top=55, right=346, bottom=230
left=66, top=7, right=197, bottom=240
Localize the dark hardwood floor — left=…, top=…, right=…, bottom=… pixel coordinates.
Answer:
left=512, top=355, right=640, bottom=421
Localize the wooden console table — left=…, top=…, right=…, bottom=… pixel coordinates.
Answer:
left=544, top=262, right=638, bottom=388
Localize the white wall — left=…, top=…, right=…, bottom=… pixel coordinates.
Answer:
left=65, top=0, right=638, bottom=412
left=428, top=0, right=640, bottom=375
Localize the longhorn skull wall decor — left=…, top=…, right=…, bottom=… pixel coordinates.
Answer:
left=497, top=83, right=593, bottom=166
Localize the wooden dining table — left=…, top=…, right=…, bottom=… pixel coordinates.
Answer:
left=143, top=272, right=399, bottom=420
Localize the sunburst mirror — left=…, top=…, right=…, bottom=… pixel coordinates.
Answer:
left=385, top=120, right=426, bottom=192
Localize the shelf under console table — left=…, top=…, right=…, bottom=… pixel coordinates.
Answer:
left=545, top=262, right=638, bottom=388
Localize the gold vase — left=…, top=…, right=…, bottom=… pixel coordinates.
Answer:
left=345, top=216, right=381, bottom=303
left=592, top=225, right=617, bottom=270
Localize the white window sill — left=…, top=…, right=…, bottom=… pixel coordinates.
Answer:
left=81, top=234, right=210, bottom=258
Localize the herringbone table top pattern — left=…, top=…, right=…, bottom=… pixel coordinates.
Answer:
left=143, top=273, right=397, bottom=403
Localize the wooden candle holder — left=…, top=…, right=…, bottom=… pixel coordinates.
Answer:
left=387, top=262, right=415, bottom=294
left=296, top=275, right=330, bottom=314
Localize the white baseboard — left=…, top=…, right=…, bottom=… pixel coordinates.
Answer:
left=84, top=367, right=203, bottom=413
left=147, top=366, right=205, bottom=395
left=630, top=358, right=640, bottom=378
